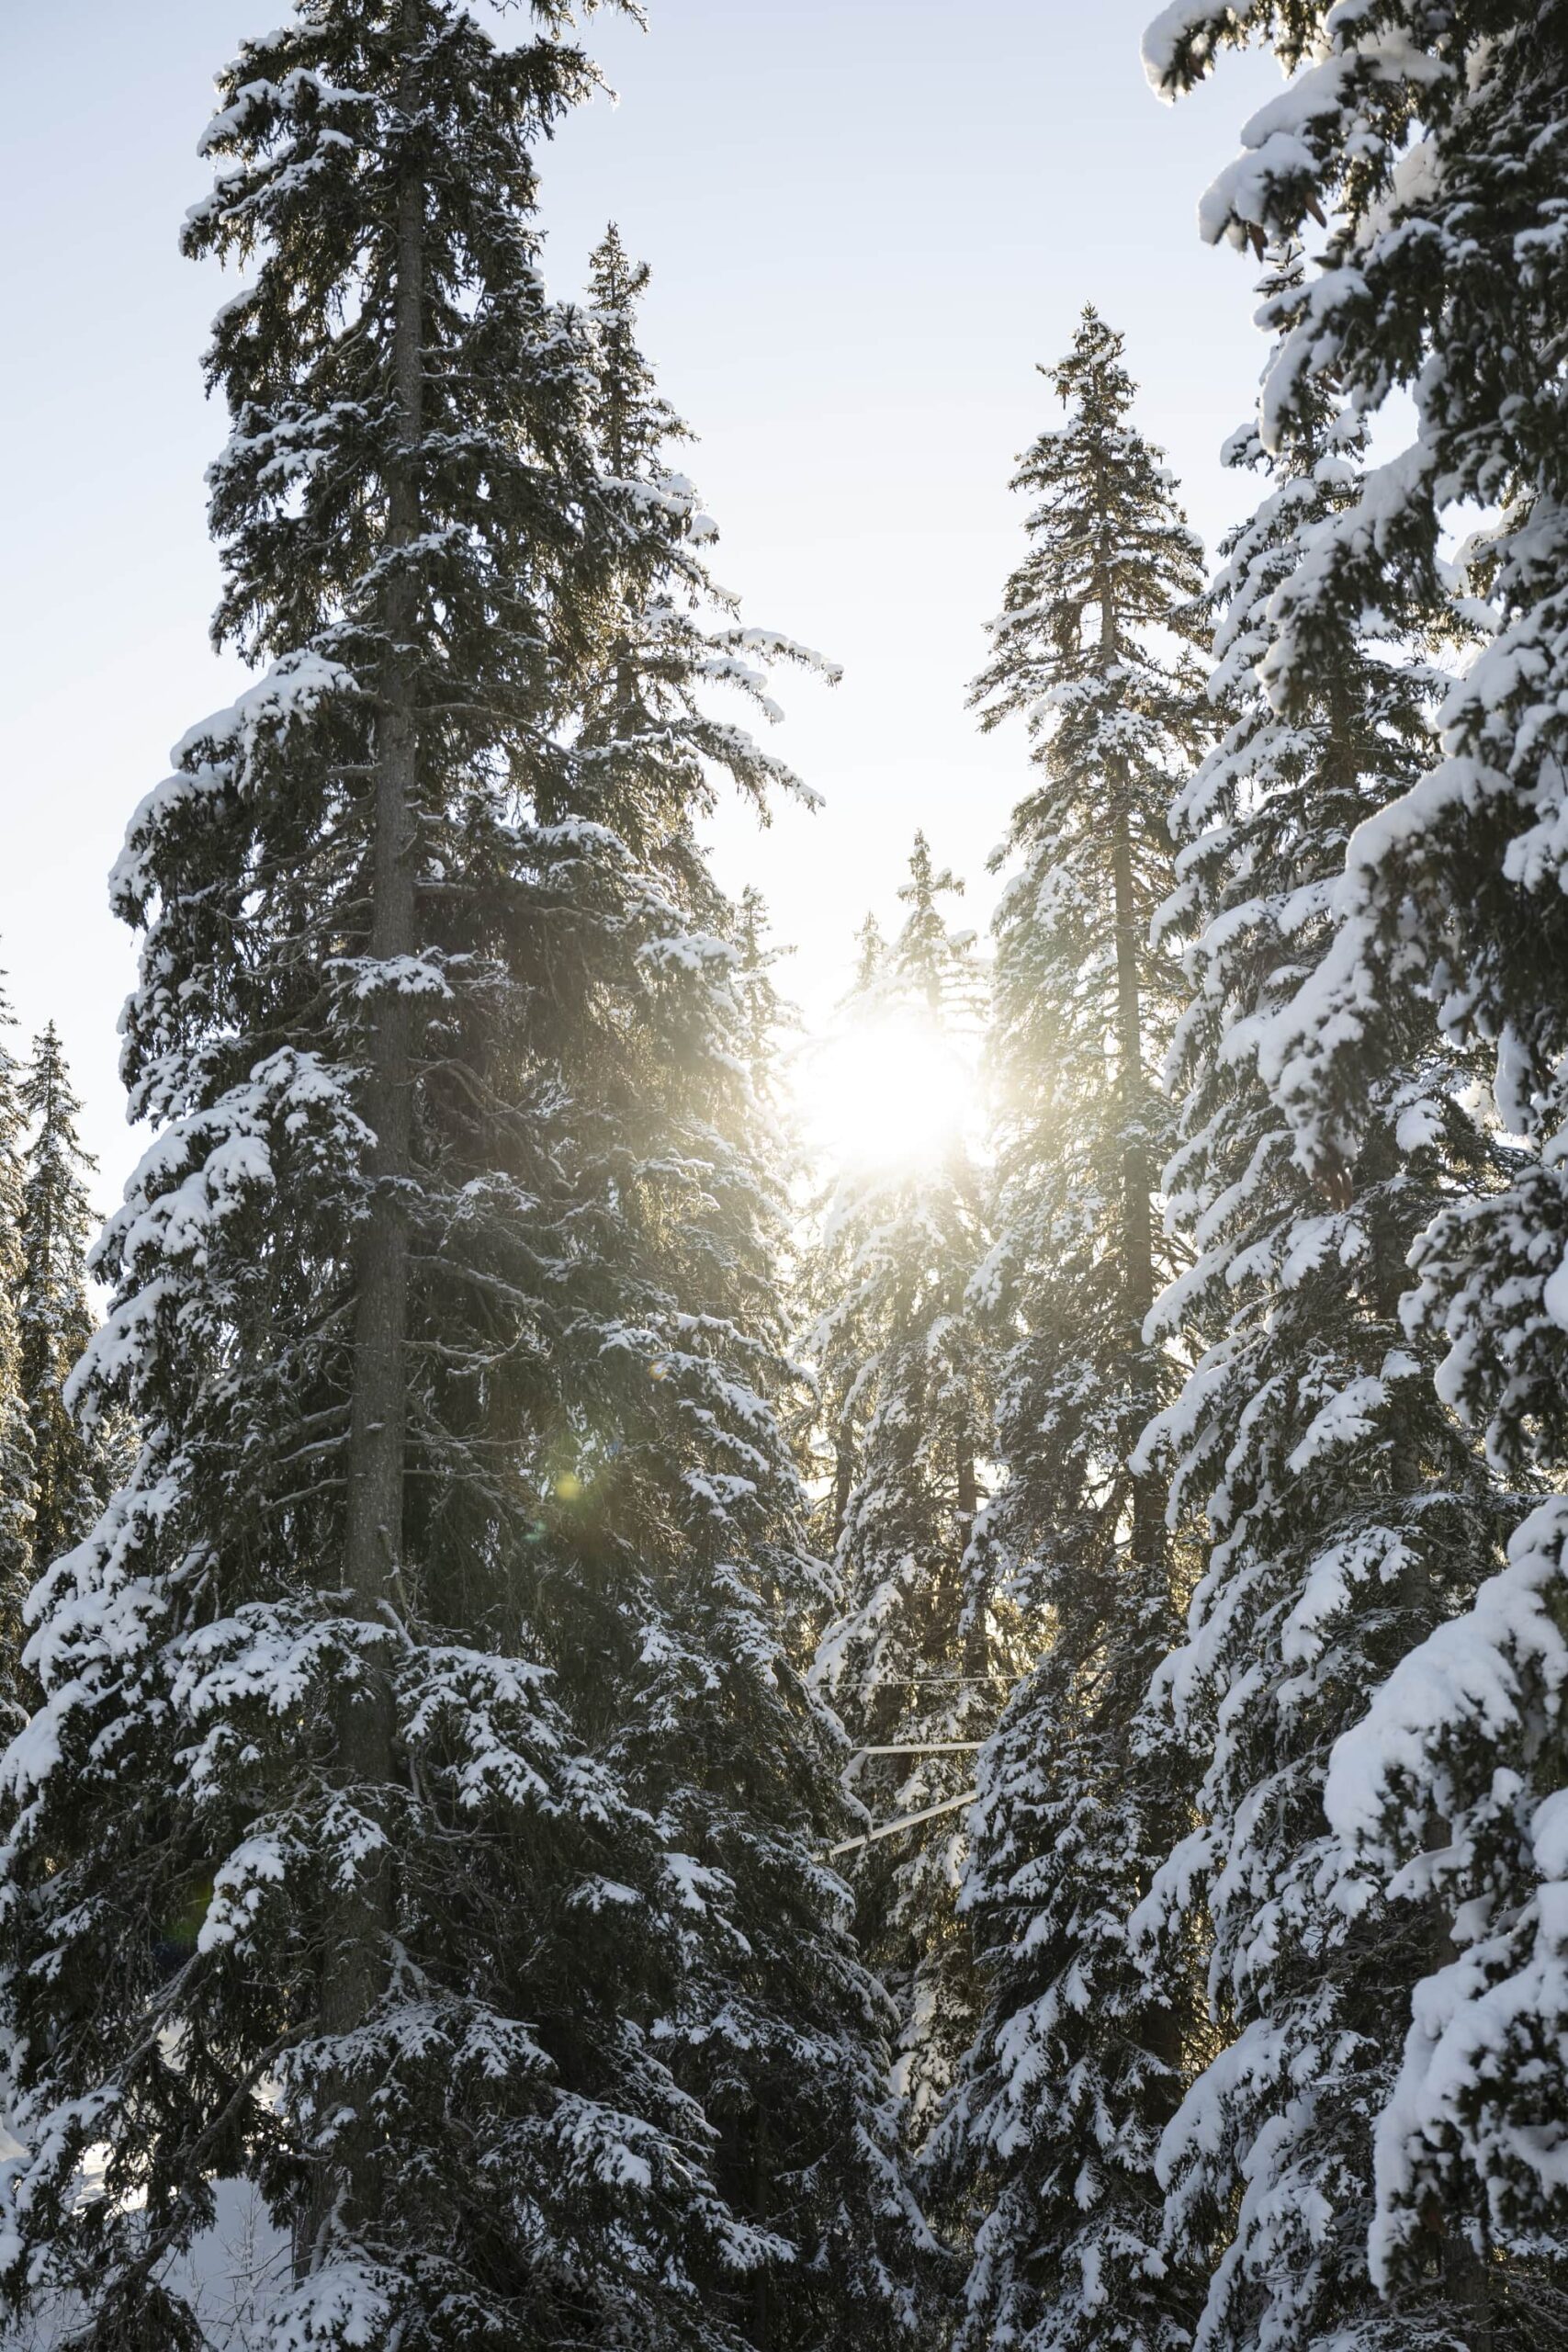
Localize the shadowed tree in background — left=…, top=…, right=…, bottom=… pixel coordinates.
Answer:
left=0, top=976, right=32, bottom=1729
left=807, top=835, right=1018, bottom=2150
left=553, top=224, right=940, bottom=2352
left=931, top=311, right=1209, bottom=2352
left=17, top=1025, right=118, bottom=1577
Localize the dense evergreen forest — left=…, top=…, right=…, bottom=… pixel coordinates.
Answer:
left=2, top=1, right=1568, bottom=2346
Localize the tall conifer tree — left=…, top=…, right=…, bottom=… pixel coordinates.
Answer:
left=932, top=312, right=1208, bottom=2352
left=1135, top=258, right=1522, bottom=2350
left=0, top=977, right=33, bottom=1728
left=1146, top=0, right=1568, bottom=2303
left=808, top=836, right=1007, bottom=2143
left=0, top=15, right=926, bottom=2349
left=17, top=1026, right=111, bottom=1575
left=556, top=228, right=936, bottom=2350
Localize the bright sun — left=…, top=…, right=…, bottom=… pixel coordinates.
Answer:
left=801, top=1013, right=979, bottom=1175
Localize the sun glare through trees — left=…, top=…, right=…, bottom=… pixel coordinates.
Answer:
left=2, top=4, right=1568, bottom=2349
left=802, top=1012, right=980, bottom=1176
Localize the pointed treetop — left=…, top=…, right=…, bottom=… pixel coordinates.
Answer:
left=588, top=220, right=651, bottom=315
left=897, top=830, right=964, bottom=921
left=19, top=1026, right=93, bottom=1204
left=895, top=832, right=970, bottom=1016
left=1043, top=303, right=1137, bottom=421
left=19, top=1023, right=85, bottom=1136
left=587, top=220, right=686, bottom=479
left=972, top=309, right=1207, bottom=739
left=851, top=912, right=886, bottom=996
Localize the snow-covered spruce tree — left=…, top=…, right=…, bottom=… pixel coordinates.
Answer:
left=17, top=1026, right=117, bottom=1577
left=0, top=16, right=925, bottom=2351
left=799, top=910, right=886, bottom=1571
left=0, top=977, right=32, bottom=1728
left=807, top=836, right=1010, bottom=2145
left=1134, top=253, right=1524, bottom=2352
left=930, top=311, right=1210, bottom=2352
left=1145, top=0, right=1568, bottom=2312
left=543, top=229, right=936, bottom=2350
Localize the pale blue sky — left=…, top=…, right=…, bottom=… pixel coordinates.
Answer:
left=0, top=0, right=1280, bottom=1190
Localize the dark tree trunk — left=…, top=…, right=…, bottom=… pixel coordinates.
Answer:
left=309, top=0, right=425, bottom=2265
left=830, top=1427, right=855, bottom=1553
left=750, top=2104, right=772, bottom=2351
left=1111, top=789, right=1163, bottom=1579
left=1096, top=566, right=1164, bottom=1577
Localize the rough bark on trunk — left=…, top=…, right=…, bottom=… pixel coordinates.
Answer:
left=1441, top=2224, right=1496, bottom=2352
left=750, top=2104, right=772, bottom=2352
